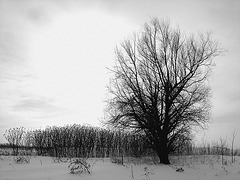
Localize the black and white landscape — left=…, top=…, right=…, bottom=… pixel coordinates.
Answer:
left=0, top=0, right=240, bottom=179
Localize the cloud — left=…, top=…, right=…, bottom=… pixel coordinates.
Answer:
left=213, top=109, right=240, bottom=123
left=13, top=97, right=65, bottom=114
left=26, top=5, right=52, bottom=24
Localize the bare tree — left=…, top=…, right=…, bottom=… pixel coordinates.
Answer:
left=231, top=129, right=238, bottom=163
left=4, top=127, right=26, bottom=155
left=106, top=18, right=220, bottom=164
left=219, top=137, right=228, bottom=165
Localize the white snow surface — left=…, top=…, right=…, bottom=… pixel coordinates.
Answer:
left=0, top=155, right=240, bottom=180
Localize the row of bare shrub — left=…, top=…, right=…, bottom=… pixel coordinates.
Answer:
left=3, top=125, right=239, bottom=160
left=3, top=125, right=154, bottom=158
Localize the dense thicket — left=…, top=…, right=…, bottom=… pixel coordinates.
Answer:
left=3, top=125, right=238, bottom=161
left=4, top=125, right=154, bottom=158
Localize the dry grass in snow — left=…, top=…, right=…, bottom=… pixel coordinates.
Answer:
left=0, top=155, right=240, bottom=180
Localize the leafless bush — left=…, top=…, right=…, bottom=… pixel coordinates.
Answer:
left=111, top=156, right=124, bottom=165
left=68, top=158, right=91, bottom=174
left=14, top=156, right=30, bottom=164
left=4, top=127, right=26, bottom=155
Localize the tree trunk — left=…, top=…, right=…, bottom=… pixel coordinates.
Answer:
left=156, top=147, right=170, bottom=164
left=155, top=139, right=170, bottom=164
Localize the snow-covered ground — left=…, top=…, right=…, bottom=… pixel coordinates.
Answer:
left=0, top=155, right=240, bottom=180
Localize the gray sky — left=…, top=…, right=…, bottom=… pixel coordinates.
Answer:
left=0, top=0, right=240, bottom=146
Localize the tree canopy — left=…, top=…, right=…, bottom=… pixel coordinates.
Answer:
left=106, top=18, right=220, bottom=164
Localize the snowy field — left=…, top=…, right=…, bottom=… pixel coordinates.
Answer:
left=0, top=155, right=240, bottom=180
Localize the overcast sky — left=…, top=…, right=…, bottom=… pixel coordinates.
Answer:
left=0, top=0, right=240, bottom=146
